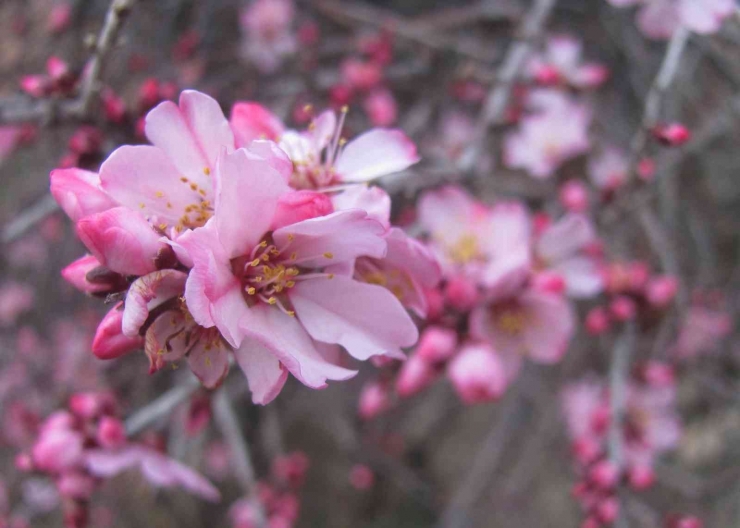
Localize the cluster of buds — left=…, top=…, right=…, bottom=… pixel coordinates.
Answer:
left=229, top=451, right=309, bottom=528
left=20, top=57, right=77, bottom=99
left=585, top=261, right=679, bottom=335
left=562, top=362, right=681, bottom=527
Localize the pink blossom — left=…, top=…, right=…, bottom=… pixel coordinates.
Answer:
left=61, top=254, right=126, bottom=295
left=671, top=305, right=732, bottom=360
left=0, top=282, right=34, bottom=327
left=470, top=286, right=575, bottom=368
left=528, top=35, right=609, bottom=89
left=0, top=126, right=20, bottom=164
left=177, top=148, right=417, bottom=403
left=358, top=381, right=391, bottom=420
left=559, top=180, right=589, bottom=213
left=229, top=104, right=419, bottom=189
left=415, top=326, right=458, bottom=363
left=240, top=0, right=296, bottom=73
left=396, top=353, right=439, bottom=398
left=607, top=0, right=734, bottom=39
left=418, top=186, right=531, bottom=294
left=447, top=343, right=508, bottom=405
left=363, top=88, right=398, bottom=127
left=504, top=91, right=591, bottom=178
left=349, top=464, right=375, bottom=490
left=534, top=214, right=604, bottom=299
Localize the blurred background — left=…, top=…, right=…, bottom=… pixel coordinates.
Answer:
left=0, top=0, right=738, bottom=527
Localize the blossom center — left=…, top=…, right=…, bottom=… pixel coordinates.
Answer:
left=448, top=234, right=481, bottom=264
left=491, top=303, right=527, bottom=336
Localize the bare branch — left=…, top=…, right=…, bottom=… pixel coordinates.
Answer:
left=124, top=378, right=201, bottom=437
left=213, top=390, right=267, bottom=527
left=1, top=194, right=59, bottom=245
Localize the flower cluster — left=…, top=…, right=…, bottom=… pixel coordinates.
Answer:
left=357, top=185, right=601, bottom=416
left=51, top=89, right=429, bottom=404
left=562, top=362, right=681, bottom=527
left=16, top=392, right=218, bottom=528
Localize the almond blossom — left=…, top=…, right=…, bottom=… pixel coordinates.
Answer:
left=175, top=148, right=419, bottom=403
left=527, top=35, right=609, bottom=89
left=240, top=0, right=297, bottom=73
left=504, top=91, right=591, bottom=178
left=606, top=0, right=735, bottom=39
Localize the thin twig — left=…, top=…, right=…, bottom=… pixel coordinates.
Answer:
left=457, top=0, right=558, bottom=173
left=124, top=378, right=201, bottom=437
left=608, top=322, right=637, bottom=528
left=213, top=390, right=267, bottom=527
left=1, top=195, right=59, bottom=245
left=0, top=0, right=137, bottom=124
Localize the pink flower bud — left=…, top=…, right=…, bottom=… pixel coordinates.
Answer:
left=594, top=496, right=619, bottom=524
left=92, top=303, right=143, bottom=360
left=532, top=271, right=566, bottom=294
left=20, top=75, right=48, bottom=98
left=96, top=416, right=126, bottom=449
left=532, top=212, right=552, bottom=236
left=185, top=394, right=212, bottom=437
left=588, top=460, right=620, bottom=490
left=102, top=88, right=126, bottom=123
left=272, top=451, right=309, bottom=489
left=447, top=344, right=507, bottom=405
left=47, top=3, right=72, bottom=34
left=627, top=261, right=650, bottom=292
left=416, top=326, right=457, bottom=363
left=58, top=471, right=96, bottom=500
left=533, top=64, right=562, bottom=86
left=329, top=83, right=353, bottom=108
left=580, top=516, right=601, bottom=528
left=646, top=275, right=678, bottom=308
left=341, top=59, right=382, bottom=91
left=349, top=464, right=375, bottom=490
left=297, top=21, right=320, bottom=46
left=585, top=307, right=611, bottom=335
left=571, top=437, right=601, bottom=466
left=50, top=168, right=117, bottom=223
left=363, top=89, right=397, bottom=127
left=69, top=392, right=114, bottom=420
left=396, top=354, right=437, bottom=398
left=444, top=275, right=479, bottom=312
left=32, top=429, right=84, bottom=473
left=68, top=126, right=102, bottom=155
left=15, top=453, right=33, bottom=472
left=46, top=56, right=69, bottom=82
left=637, top=157, right=656, bottom=182
left=652, top=123, right=691, bottom=147
left=610, top=296, right=637, bottom=322
left=358, top=381, right=391, bottom=421
left=559, top=180, right=589, bottom=213
left=639, top=360, right=675, bottom=388
left=270, top=191, right=333, bottom=231
left=76, top=207, right=164, bottom=276
left=138, top=78, right=161, bottom=111
left=424, top=288, right=445, bottom=321
left=627, top=464, right=655, bottom=490
left=61, top=255, right=115, bottom=294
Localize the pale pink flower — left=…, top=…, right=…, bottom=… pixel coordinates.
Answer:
left=607, top=0, right=734, bottom=39
left=588, top=146, right=629, bottom=192
left=447, top=343, right=508, bottom=405
left=363, top=88, right=398, bottom=127
left=528, top=35, right=609, bottom=88
left=229, top=104, right=419, bottom=189
left=534, top=214, right=604, bottom=299
left=358, top=381, right=391, bottom=420
left=240, top=0, right=297, bottom=73
left=177, top=148, right=418, bottom=403
left=504, top=91, right=591, bottom=178
left=50, top=168, right=117, bottom=223
left=418, top=186, right=531, bottom=296
left=671, top=306, right=732, bottom=360
left=84, top=446, right=220, bottom=501
left=469, top=286, right=575, bottom=370
left=396, top=354, right=439, bottom=398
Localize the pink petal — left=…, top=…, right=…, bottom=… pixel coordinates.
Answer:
left=536, top=213, right=595, bottom=263
left=290, top=275, right=418, bottom=360
left=179, top=90, right=235, bottom=166
left=678, top=0, right=734, bottom=34
left=520, top=289, right=575, bottom=363
left=187, top=341, right=231, bottom=389
left=76, top=207, right=164, bottom=276
left=271, top=190, right=334, bottom=231
left=230, top=102, right=285, bottom=147
left=50, top=168, right=117, bottom=222
left=637, top=0, right=681, bottom=40
left=551, top=256, right=604, bottom=298
left=100, top=145, right=204, bottom=227
left=233, top=340, right=289, bottom=404
left=92, top=302, right=143, bottom=360
left=331, top=185, right=391, bottom=229
left=61, top=254, right=110, bottom=294
left=273, top=210, right=386, bottom=269
left=122, top=269, right=188, bottom=337
left=308, top=110, right=337, bottom=152
left=335, top=129, right=419, bottom=182
left=237, top=304, right=357, bottom=393
left=213, top=148, right=290, bottom=258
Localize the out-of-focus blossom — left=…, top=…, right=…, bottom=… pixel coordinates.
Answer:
left=349, top=464, right=375, bottom=490
left=240, top=0, right=296, bottom=73
left=528, top=35, right=609, bottom=89
left=606, top=0, right=734, bottom=39
left=504, top=91, right=591, bottom=178
left=588, top=146, right=629, bottom=193
left=0, top=282, right=35, bottom=327
left=447, top=343, right=508, bottom=405
left=671, top=305, right=732, bottom=360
